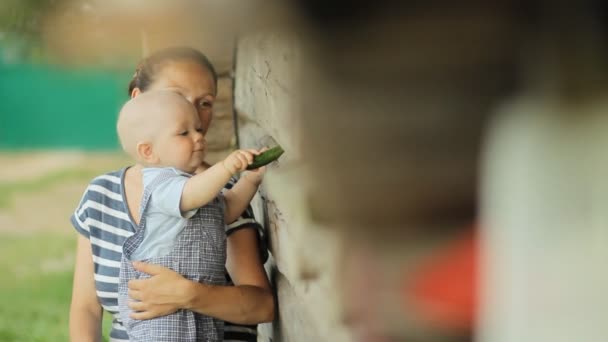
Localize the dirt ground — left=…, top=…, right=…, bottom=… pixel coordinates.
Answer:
left=0, top=151, right=130, bottom=235
left=0, top=150, right=231, bottom=235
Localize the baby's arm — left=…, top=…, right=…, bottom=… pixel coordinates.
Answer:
left=180, top=149, right=258, bottom=213
left=223, top=170, right=264, bottom=224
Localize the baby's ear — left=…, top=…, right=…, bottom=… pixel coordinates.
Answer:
left=136, top=142, right=158, bottom=164
left=131, top=87, right=141, bottom=99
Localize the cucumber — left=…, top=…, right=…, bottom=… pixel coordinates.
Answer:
left=247, top=145, right=285, bottom=170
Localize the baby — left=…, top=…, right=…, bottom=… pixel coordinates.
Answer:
left=115, top=90, right=264, bottom=341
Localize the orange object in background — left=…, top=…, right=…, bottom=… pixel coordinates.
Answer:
left=404, top=230, right=477, bottom=333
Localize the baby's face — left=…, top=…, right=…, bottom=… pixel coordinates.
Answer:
left=152, top=103, right=206, bottom=173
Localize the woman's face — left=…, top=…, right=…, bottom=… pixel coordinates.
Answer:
left=140, top=60, right=217, bottom=134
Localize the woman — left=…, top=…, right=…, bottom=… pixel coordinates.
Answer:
left=69, top=47, right=274, bottom=342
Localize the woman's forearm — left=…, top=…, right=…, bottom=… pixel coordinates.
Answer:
left=184, top=282, right=275, bottom=324
left=70, top=235, right=104, bottom=342
left=127, top=227, right=275, bottom=323
left=69, top=305, right=103, bottom=342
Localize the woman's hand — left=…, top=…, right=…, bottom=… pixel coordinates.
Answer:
left=127, top=261, right=197, bottom=320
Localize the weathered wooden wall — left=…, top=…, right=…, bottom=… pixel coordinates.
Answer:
left=234, top=32, right=352, bottom=342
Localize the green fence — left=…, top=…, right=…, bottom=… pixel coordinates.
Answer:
left=0, top=63, right=131, bottom=150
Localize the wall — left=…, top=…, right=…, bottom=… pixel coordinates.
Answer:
left=234, top=33, right=352, bottom=342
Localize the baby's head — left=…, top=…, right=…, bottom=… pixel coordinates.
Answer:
left=117, top=90, right=207, bottom=173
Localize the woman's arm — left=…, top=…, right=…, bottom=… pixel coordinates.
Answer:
left=69, top=235, right=103, bottom=342
left=127, top=226, right=275, bottom=324
left=191, top=226, right=274, bottom=323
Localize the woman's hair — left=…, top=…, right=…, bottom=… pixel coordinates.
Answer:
left=128, top=47, right=218, bottom=95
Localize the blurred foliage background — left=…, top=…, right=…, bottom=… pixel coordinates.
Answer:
left=0, top=0, right=131, bottom=150
left=0, top=1, right=132, bottom=340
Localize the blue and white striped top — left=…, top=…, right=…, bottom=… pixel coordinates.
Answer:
left=71, top=167, right=266, bottom=342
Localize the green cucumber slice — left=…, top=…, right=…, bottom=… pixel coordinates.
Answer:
left=247, top=145, right=285, bottom=170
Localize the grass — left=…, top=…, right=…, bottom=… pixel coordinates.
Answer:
left=0, top=233, right=113, bottom=341
left=0, top=153, right=129, bottom=341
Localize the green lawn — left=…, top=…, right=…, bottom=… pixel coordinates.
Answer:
left=0, top=233, right=113, bottom=341
left=0, top=153, right=130, bottom=341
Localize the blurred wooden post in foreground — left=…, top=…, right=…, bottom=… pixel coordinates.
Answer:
left=236, top=1, right=524, bottom=340
left=480, top=2, right=608, bottom=342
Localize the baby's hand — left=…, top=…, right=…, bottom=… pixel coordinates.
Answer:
left=222, top=149, right=259, bottom=174
left=242, top=147, right=268, bottom=186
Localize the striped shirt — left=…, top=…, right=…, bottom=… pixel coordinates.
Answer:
left=71, top=167, right=266, bottom=342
